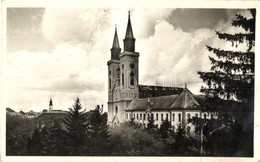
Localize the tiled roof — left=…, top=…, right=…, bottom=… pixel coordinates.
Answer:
left=126, top=95, right=179, bottom=111
left=127, top=88, right=206, bottom=111
left=170, top=88, right=201, bottom=110
left=139, top=85, right=183, bottom=98
left=36, top=111, right=68, bottom=121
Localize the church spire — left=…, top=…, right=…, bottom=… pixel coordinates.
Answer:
left=125, top=11, right=134, bottom=39
left=111, top=24, right=121, bottom=60
left=124, top=11, right=135, bottom=52
left=112, top=24, right=120, bottom=48
left=49, top=98, right=53, bottom=111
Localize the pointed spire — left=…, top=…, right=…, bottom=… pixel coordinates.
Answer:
left=49, top=98, right=53, bottom=106
left=110, top=24, right=121, bottom=60
left=112, top=24, right=120, bottom=48
left=125, top=11, right=134, bottom=39
left=123, top=11, right=135, bottom=52
left=49, top=98, right=53, bottom=111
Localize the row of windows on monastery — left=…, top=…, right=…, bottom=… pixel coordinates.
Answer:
left=126, top=112, right=214, bottom=122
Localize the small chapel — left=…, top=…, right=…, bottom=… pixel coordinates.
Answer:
left=107, top=12, right=213, bottom=128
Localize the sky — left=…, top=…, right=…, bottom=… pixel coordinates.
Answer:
left=4, top=8, right=252, bottom=112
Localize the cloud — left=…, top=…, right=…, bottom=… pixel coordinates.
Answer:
left=5, top=42, right=107, bottom=111
left=138, top=20, right=215, bottom=93
left=6, top=8, right=252, bottom=112
left=41, top=8, right=110, bottom=45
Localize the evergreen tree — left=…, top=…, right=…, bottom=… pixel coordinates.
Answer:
left=27, top=127, right=44, bottom=155
left=40, top=121, right=68, bottom=156
left=198, top=9, right=255, bottom=156
left=87, top=105, right=110, bottom=155
left=146, top=115, right=157, bottom=130
left=198, top=9, right=255, bottom=122
left=159, top=118, right=172, bottom=139
left=63, top=97, right=88, bottom=155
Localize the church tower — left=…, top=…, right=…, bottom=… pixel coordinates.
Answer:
left=107, top=11, right=139, bottom=125
left=120, top=11, right=139, bottom=102
left=49, top=98, right=53, bottom=111
left=107, top=25, right=121, bottom=124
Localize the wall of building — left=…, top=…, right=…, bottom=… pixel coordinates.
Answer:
left=125, top=109, right=211, bottom=128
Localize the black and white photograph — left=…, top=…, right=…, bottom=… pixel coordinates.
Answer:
left=1, top=1, right=259, bottom=160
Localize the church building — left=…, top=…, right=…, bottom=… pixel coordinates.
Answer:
left=107, top=12, right=213, bottom=128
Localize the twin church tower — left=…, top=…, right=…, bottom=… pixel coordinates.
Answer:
left=107, top=11, right=139, bottom=124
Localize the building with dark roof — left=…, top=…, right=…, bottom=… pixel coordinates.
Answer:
left=107, top=12, right=214, bottom=128
left=35, top=98, right=68, bottom=129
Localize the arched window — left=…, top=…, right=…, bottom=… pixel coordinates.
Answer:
left=122, top=64, right=124, bottom=87
left=130, top=63, right=135, bottom=70
left=172, top=113, right=175, bottom=122
left=211, top=114, right=213, bottom=119
left=147, top=113, right=150, bottom=120
left=151, top=113, right=154, bottom=119
left=166, top=113, right=169, bottom=120
left=109, top=70, right=112, bottom=89
left=126, top=114, right=128, bottom=119
left=133, top=113, right=135, bottom=119
left=161, top=114, right=163, bottom=121
left=116, top=68, right=120, bottom=86
left=204, top=114, right=207, bottom=120
left=140, top=114, right=142, bottom=120
left=130, top=72, right=135, bottom=86
left=122, top=73, right=124, bottom=87
left=115, top=106, right=118, bottom=113
left=195, top=113, right=198, bottom=118
left=137, top=114, right=139, bottom=120
left=144, top=114, right=146, bottom=120
left=109, top=78, right=112, bottom=89
left=156, top=113, right=158, bottom=121
left=178, top=113, right=181, bottom=122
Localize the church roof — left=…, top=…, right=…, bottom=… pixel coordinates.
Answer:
left=139, top=85, right=183, bottom=98
left=170, top=88, right=201, bottom=110
left=125, top=11, right=134, bottom=39
left=127, top=88, right=205, bottom=111
left=126, top=95, right=179, bottom=111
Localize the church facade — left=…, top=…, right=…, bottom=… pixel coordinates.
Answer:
left=107, top=12, right=213, bottom=128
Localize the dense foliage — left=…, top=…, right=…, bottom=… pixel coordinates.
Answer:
left=6, top=113, right=35, bottom=155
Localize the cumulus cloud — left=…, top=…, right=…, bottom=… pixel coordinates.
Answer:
left=138, top=20, right=215, bottom=93
left=6, top=8, right=252, bottom=112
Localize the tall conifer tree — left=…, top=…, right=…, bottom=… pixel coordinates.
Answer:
left=63, top=97, right=88, bottom=155
left=198, top=9, right=255, bottom=122
left=87, top=105, right=110, bottom=155
left=198, top=9, right=255, bottom=156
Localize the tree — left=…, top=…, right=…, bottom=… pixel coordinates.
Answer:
left=158, top=118, right=172, bottom=139
left=198, top=9, right=255, bottom=156
left=6, top=113, right=35, bottom=155
left=87, top=105, right=110, bottom=155
left=198, top=9, right=255, bottom=119
left=27, top=127, right=44, bottom=155
left=63, top=97, right=89, bottom=155
left=109, top=123, right=165, bottom=156
left=146, top=114, right=157, bottom=133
